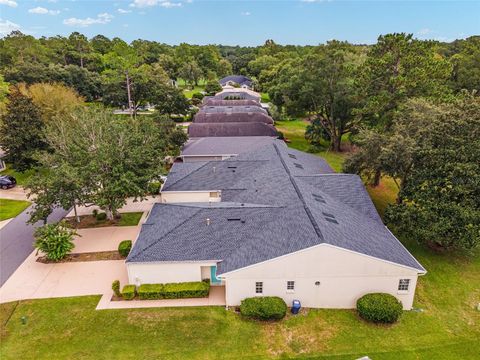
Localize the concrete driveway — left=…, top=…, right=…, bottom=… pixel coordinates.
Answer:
left=0, top=251, right=128, bottom=303
left=74, top=226, right=141, bottom=252
left=0, top=186, right=29, bottom=201
left=67, top=196, right=160, bottom=217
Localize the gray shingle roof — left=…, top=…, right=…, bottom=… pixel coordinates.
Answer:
left=212, top=92, right=259, bottom=101
left=181, top=137, right=277, bottom=157
left=200, top=105, right=267, bottom=115
left=201, top=99, right=261, bottom=107
left=194, top=112, right=274, bottom=124
left=188, top=122, right=278, bottom=137
left=219, top=75, right=253, bottom=87
left=130, top=142, right=426, bottom=274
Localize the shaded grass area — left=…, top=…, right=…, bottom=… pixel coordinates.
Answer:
left=64, top=212, right=143, bottom=228
left=0, top=198, right=31, bottom=221
left=1, top=244, right=478, bottom=359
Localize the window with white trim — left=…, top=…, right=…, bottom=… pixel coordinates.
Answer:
left=255, top=282, right=263, bottom=294
left=398, top=279, right=410, bottom=291
left=287, top=281, right=295, bottom=291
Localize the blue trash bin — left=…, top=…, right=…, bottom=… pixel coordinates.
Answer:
left=291, top=300, right=301, bottom=314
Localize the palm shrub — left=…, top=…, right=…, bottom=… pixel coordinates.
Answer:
left=34, top=221, right=77, bottom=261
left=356, top=293, right=403, bottom=323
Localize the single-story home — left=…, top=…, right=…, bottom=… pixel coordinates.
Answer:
left=180, top=136, right=277, bottom=162
left=219, top=75, right=253, bottom=89
left=201, top=99, right=261, bottom=107
left=194, top=112, right=274, bottom=125
left=127, top=141, right=426, bottom=309
left=188, top=122, right=278, bottom=138
left=200, top=105, right=268, bottom=115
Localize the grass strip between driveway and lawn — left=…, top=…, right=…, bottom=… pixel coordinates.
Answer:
left=64, top=212, right=143, bottom=229
left=0, top=198, right=31, bottom=221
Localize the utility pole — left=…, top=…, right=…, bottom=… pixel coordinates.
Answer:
left=125, top=70, right=134, bottom=118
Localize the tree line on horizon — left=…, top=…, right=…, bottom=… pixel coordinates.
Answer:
left=0, top=31, right=478, bottom=252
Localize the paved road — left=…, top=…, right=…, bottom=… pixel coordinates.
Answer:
left=0, top=206, right=69, bottom=286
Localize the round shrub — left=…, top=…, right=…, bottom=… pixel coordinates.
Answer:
left=112, top=280, right=121, bottom=297
left=356, top=293, right=403, bottom=324
left=96, top=212, right=107, bottom=221
left=118, top=240, right=132, bottom=258
left=240, top=296, right=287, bottom=321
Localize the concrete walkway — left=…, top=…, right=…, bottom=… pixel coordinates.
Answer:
left=0, top=186, right=29, bottom=201
left=96, top=286, right=226, bottom=310
left=74, top=226, right=141, bottom=252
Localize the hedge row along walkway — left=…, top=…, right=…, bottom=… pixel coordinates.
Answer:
left=96, top=286, right=226, bottom=310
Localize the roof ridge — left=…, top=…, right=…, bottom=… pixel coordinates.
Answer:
left=273, top=143, right=324, bottom=240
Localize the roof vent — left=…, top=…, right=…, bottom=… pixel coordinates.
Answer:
left=288, top=153, right=297, bottom=159
left=227, top=218, right=242, bottom=222
left=294, top=163, right=304, bottom=169
left=322, top=212, right=335, bottom=218
left=313, top=193, right=326, bottom=204
left=206, top=218, right=211, bottom=226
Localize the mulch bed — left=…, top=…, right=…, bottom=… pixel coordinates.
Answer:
left=37, top=251, right=125, bottom=264
left=64, top=215, right=122, bottom=229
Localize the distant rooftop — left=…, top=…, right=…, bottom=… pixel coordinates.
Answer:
left=181, top=136, right=277, bottom=157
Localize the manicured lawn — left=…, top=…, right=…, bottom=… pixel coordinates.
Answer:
left=64, top=212, right=143, bottom=228
left=275, top=119, right=348, bottom=172
left=0, top=198, right=31, bottom=221
left=0, top=165, right=37, bottom=186
left=1, top=242, right=478, bottom=359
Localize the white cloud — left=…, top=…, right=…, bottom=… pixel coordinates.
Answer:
left=241, top=11, right=251, bottom=16
left=0, top=18, right=20, bottom=36
left=117, top=8, right=131, bottom=14
left=28, top=7, right=60, bottom=15
left=63, top=13, right=113, bottom=27
left=129, top=0, right=182, bottom=8
left=0, top=0, right=17, bottom=8
left=160, top=1, right=181, bottom=8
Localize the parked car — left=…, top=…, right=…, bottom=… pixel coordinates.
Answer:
left=0, top=175, right=16, bottom=189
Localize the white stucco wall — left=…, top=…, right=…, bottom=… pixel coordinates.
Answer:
left=160, top=191, right=221, bottom=203
left=221, top=244, right=421, bottom=310
left=127, top=261, right=217, bottom=285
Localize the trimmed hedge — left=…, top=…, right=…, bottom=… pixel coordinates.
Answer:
left=137, top=281, right=210, bottom=300
left=357, top=293, right=403, bottom=324
left=138, top=284, right=164, bottom=300
left=240, top=296, right=287, bottom=321
left=112, top=280, right=121, bottom=297
left=118, top=240, right=132, bottom=258
left=96, top=212, right=107, bottom=221
left=121, top=285, right=136, bottom=300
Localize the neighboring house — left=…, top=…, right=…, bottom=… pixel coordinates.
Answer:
left=127, top=141, right=426, bottom=310
left=200, top=105, right=268, bottom=115
left=180, top=136, right=277, bottom=162
left=213, top=87, right=261, bottom=101
left=194, top=112, right=274, bottom=125
left=188, top=122, right=278, bottom=137
left=219, top=75, right=253, bottom=89
left=201, top=99, right=261, bottom=107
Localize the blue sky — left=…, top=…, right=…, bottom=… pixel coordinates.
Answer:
left=1, top=1, right=479, bottom=45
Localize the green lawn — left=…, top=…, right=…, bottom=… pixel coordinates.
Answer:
left=117, top=211, right=143, bottom=226
left=1, top=242, right=478, bottom=359
left=0, top=165, right=37, bottom=186
left=0, top=198, right=31, bottom=221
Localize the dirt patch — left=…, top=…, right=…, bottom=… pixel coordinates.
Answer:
left=37, top=251, right=124, bottom=263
